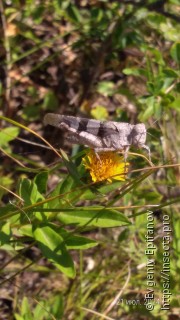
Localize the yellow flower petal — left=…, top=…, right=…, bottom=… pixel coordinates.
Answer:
left=82, top=150, right=129, bottom=183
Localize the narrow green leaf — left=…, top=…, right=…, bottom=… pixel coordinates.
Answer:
left=51, top=294, right=64, bottom=319
left=19, top=179, right=32, bottom=205
left=67, top=4, right=82, bottom=23
left=34, top=171, right=48, bottom=194
left=21, top=297, right=32, bottom=318
left=163, top=68, right=178, bottom=78
left=57, top=208, right=131, bottom=228
left=170, top=42, right=180, bottom=64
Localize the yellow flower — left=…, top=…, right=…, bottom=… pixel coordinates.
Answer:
left=82, top=150, right=129, bottom=183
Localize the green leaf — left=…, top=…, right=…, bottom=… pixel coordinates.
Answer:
left=60, top=149, right=84, bottom=185
left=31, top=5, right=45, bottom=24
left=0, top=204, right=18, bottom=219
left=33, top=224, right=76, bottom=278
left=67, top=4, right=82, bottom=23
left=0, top=222, right=11, bottom=245
left=159, top=22, right=180, bottom=41
left=96, top=81, right=115, bottom=96
left=43, top=90, right=59, bottom=111
left=123, top=67, right=147, bottom=77
left=54, top=0, right=71, bottom=11
left=0, top=126, right=20, bottom=147
left=118, top=229, right=129, bottom=242
left=169, top=0, right=179, bottom=4
left=170, top=42, right=180, bottom=63
left=47, top=179, right=69, bottom=208
left=90, top=106, right=108, bottom=120
left=34, top=171, right=48, bottom=194
left=57, top=207, right=131, bottom=228
left=147, top=80, right=164, bottom=95
left=48, top=174, right=82, bottom=208
left=59, top=229, right=98, bottom=249
left=22, top=104, right=41, bottom=121
left=32, top=301, right=47, bottom=319
left=33, top=224, right=63, bottom=250
left=14, top=314, right=24, bottom=320
left=98, top=181, right=124, bottom=195
left=19, top=179, right=32, bottom=206
left=19, top=225, right=33, bottom=238
left=0, top=175, right=14, bottom=200
left=19, top=178, right=44, bottom=206
left=139, top=96, right=155, bottom=121
left=66, top=235, right=98, bottom=249
left=51, top=294, right=64, bottom=319
left=140, top=105, right=154, bottom=121
left=169, top=97, right=180, bottom=111
left=21, top=297, right=33, bottom=319
left=162, top=69, right=178, bottom=78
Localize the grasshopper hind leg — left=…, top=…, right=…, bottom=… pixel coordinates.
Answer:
left=141, top=144, right=151, bottom=162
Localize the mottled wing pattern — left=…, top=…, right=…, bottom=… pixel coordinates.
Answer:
left=44, top=113, right=150, bottom=159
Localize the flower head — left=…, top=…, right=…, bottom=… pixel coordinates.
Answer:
left=82, top=150, right=129, bottom=183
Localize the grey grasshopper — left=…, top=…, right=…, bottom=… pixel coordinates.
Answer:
left=44, top=113, right=150, bottom=160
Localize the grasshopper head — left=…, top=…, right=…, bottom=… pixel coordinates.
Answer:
left=132, top=123, right=147, bottom=146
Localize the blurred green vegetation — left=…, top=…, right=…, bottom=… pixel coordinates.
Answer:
left=0, top=0, right=179, bottom=319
